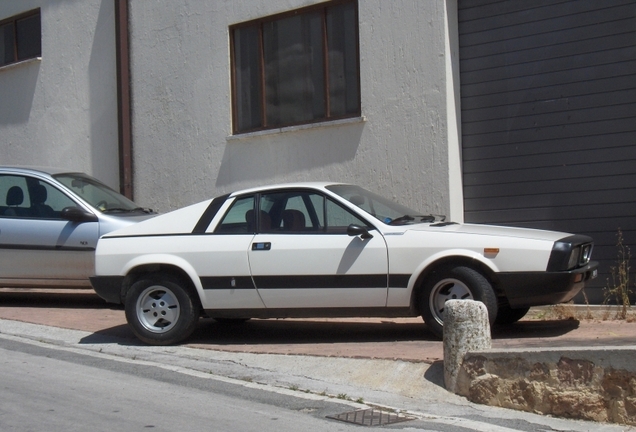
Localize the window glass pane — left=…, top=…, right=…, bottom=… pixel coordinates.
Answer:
left=215, top=196, right=255, bottom=233
left=1, top=175, right=28, bottom=208
left=263, top=12, right=325, bottom=127
left=325, top=198, right=367, bottom=233
left=0, top=22, right=16, bottom=66
left=327, top=2, right=359, bottom=117
left=54, top=173, right=138, bottom=213
left=32, top=182, right=75, bottom=218
left=16, top=13, right=41, bottom=61
left=233, top=26, right=262, bottom=131
left=308, top=193, right=325, bottom=228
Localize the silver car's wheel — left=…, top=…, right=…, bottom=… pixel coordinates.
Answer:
left=420, top=266, right=497, bottom=339
left=125, top=274, right=200, bottom=345
left=136, top=285, right=180, bottom=333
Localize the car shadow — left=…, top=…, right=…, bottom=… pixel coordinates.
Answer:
left=491, top=318, right=580, bottom=339
left=79, top=316, right=582, bottom=349
left=191, top=318, right=438, bottom=345
left=80, top=318, right=440, bottom=346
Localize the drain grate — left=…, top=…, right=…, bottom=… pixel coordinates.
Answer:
left=327, top=408, right=415, bottom=426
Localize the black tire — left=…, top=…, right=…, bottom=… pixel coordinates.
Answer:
left=494, top=304, right=530, bottom=326
left=420, top=266, right=497, bottom=339
left=125, top=274, right=200, bottom=345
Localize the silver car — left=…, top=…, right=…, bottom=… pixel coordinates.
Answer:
left=0, top=166, right=156, bottom=288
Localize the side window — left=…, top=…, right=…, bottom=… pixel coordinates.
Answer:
left=33, top=182, right=76, bottom=217
left=256, top=190, right=369, bottom=234
left=215, top=196, right=255, bottom=234
left=0, top=9, right=41, bottom=68
left=260, top=191, right=318, bottom=233
left=325, top=198, right=369, bottom=233
left=0, top=175, right=76, bottom=219
left=0, top=175, right=30, bottom=217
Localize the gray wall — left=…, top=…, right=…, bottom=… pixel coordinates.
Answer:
left=128, top=0, right=463, bottom=218
left=0, top=0, right=120, bottom=190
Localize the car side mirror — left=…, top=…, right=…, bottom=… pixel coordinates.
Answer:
left=61, top=206, right=98, bottom=223
left=347, top=224, right=373, bottom=239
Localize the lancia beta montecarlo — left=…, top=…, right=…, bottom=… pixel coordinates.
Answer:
left=90, top=182, right=598, bottom=345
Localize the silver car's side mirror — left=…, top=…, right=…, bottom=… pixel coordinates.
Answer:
left=61, top=206, right=98, bottom=223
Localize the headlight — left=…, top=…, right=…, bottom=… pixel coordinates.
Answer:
left=567, top=247, right=581, bottom=269
left=580, top=244, right=592, bottom=265
left=547, top=235, right=595, bottom=271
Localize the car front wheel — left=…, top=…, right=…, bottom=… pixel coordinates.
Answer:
left=420, top=266, right=497, bottom=339
left=125, top=274, right=200, bottom=345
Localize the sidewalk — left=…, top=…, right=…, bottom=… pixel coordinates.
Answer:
left=0, top=289, right=634, bottom=363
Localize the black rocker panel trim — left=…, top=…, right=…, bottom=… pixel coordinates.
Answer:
left=200, top=274, right=411, bottom=290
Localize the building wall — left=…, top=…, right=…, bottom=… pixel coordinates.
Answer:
left=128, top=0, right=461, bottom=216
left=0, top=0, right=120, bottom=189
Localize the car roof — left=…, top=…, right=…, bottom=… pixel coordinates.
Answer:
left=228, top=181, right=345, bottom=197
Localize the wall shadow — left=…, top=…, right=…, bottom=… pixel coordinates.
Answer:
left=0, top=60, right=39, bottom=126
left=216, top=120, right=365, bottom=188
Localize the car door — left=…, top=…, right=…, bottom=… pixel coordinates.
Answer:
left=0, top=174, right=98, bottom=287
left=204, top=195, right=265, bottom=310
left=247, top=190, right=389, bottom=309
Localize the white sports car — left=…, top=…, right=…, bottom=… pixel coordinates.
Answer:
left=91, top=182, right=598, bottom=345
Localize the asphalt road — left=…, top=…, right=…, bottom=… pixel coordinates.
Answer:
left=0, top=288, right=634, bottom=363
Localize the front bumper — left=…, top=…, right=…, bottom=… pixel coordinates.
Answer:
left=497, top=261, right=599, bottom=308
left=90, top=275, right=125, bottom=304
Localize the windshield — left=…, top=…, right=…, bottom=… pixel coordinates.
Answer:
left=326, top=184, right=444, bottom=225
left=54, top=173, right=143, bottom=213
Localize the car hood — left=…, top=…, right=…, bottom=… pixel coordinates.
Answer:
left=402, top=222, right=571, bottom=242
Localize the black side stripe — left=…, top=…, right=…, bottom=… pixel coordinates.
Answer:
left=200, top=274, right=411, bottom=290
left=201, top=276, right=255, bottom=290
left=0, top=244, right=95, bottom=252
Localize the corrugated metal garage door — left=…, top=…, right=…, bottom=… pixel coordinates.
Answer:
left=459, top=0, right=636, bottom=303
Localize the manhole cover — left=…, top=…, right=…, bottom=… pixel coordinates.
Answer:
left=327, top=408, right=415, bottom=426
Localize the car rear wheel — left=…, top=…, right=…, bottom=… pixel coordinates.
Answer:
left=420, top=266, right=497, bottom=339
left=125, top=274, right=200, bottom=345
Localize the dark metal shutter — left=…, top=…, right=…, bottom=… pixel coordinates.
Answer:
left=459, top=0, right=636, bottom=303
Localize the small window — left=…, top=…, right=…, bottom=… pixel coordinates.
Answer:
left=0, top=9, right=41, bottom=67
left=215, top=196, right=255, bottom=233
left=230, top=0, right=360, bottom=134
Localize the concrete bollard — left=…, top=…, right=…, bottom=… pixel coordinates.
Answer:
left=443, top=299, right=491, bottom=393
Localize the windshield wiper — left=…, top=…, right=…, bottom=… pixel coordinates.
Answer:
left=103, top=207, right=154, bottom=214
left=388, top=215, right=437, bottom=225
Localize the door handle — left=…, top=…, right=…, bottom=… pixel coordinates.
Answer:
left=252, top=242, right=271, bottom=251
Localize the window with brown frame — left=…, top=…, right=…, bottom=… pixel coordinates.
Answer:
left=0, top=9, right=41, bottom=68
left=230, top=0, right=360, bottom=134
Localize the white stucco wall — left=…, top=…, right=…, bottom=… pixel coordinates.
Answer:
left=0, top=0, right=120, bottom=189
left=129, top=0, right=462, bottom=217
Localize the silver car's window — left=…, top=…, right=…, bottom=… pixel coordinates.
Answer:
left=54, top=173, right=138, bottom=213
left=0, top=175, right=76, bottom=219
